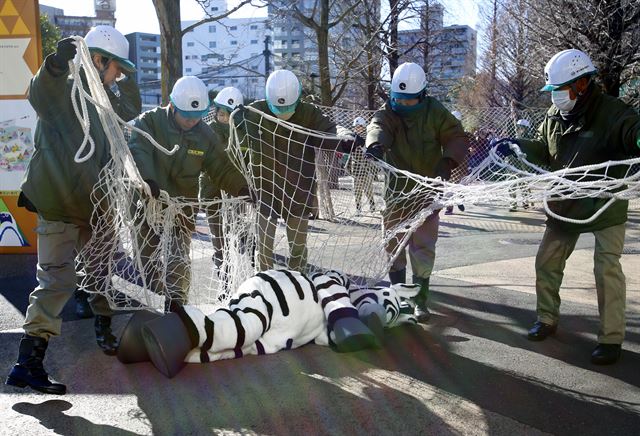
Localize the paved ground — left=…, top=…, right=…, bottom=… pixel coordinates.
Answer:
left=1, top=205, right=639, bottom=435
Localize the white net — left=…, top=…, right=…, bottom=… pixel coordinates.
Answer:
left=68, top=36, right=640, bottom=312
left=73, top=38, right=255, bottom=312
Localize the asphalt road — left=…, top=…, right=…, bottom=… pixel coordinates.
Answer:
left=1, top=205, right=639, bottom=435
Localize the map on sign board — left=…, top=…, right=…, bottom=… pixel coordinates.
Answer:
left=0, top=124, right=33, bottom=172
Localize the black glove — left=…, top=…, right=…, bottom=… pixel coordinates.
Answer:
left=339, top=138, right=355, bottom=153
left=365, top=143, right=384, bottom=160
left=492, top=138, right=519, bottom=158
left=144, top=179, right=160, bottom=199
left=50, top=37, right=77, bottom=70
left=434, top=157, right=457, bottom=181
left=17, top=191, right=37, bottom=213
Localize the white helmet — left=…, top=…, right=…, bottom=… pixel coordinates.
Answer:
left=516, top=119, right=531, bottom=127
left=266, top=69, right=301, bottom=115
left=85, top=25, right=135, bottom=72
left=352, top=116, right=367, bottom=127
left=170, top=76, right=210, bottom=118
left=451, top=110, right=462, bottom=120
left=214, top=86, right=243, bottom=112
left=541, top=49, right=596, bottom=91
left=391, top=62, right=427, bottom=97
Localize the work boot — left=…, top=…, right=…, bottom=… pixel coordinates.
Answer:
left=164, top=296, right=185, bottom=313
left=388, top=268, right=406, bottom=285
left=412, top=276, right=430, bottom=323
left=5, top=335, right=66, bottom=395
left=74, top=289, right=94, bottom=319
left=95, top=315, right=119, bottom=355
left=591, top=343, right=621, bottom=365
left=527, top=321, right=557, bottom=341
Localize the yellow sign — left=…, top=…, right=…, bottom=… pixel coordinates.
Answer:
left=0, top=0, right=41, bottom=253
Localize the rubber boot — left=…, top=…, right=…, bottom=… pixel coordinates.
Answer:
left=74, top=289, right=94, bottom=319
left=5, top=335, right=66, bottom=395
left=388, top=268, right=406, bottom=285
left=141, top=312, right=194, bottom=378
left=117, top=310, right=163, bottom=364
left=413, top=276, right=430, bottom=323
left=164, top=297, right=185, bottom=314
left=95, top=315, right=119, bottom=355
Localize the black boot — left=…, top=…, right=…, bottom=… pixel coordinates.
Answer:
left=6, top=335, right=66, bottom=395
left=74, top=289, right=94, bottom=319
left=388, top=268, right=406, bottom=285
left=95, top=315, right=119, bottom=355
left=413, top=276, right=430, bottom=323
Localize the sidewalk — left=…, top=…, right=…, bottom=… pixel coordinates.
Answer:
left=1, top=205, right=638, bottom=435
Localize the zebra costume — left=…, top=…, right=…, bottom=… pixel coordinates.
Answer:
left=175, top=269, right=375, bottom=363
left=348, top=283, right=421, bottom=328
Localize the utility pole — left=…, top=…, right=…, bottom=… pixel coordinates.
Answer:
left=263, top=34, right=271, bottom=78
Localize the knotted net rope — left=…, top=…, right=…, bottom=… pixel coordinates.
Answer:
left=68, top=36, right=639, bottom=311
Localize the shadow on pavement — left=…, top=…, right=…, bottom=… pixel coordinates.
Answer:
left=12, top=400, right=138, bottom=435
left=429, top=285, right=640, bottom=387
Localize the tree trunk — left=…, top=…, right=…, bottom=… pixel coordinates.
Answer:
left=316, top=0, right=332, bottom=106
left=152, top=0, right=182, bottom=104
left=388, top=0, right=400, bottom=75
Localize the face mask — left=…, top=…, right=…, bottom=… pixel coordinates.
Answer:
left=109, top=82, right=121, bottom=98
left=390, top=98, right=426, bottom=116
left=551, top=89, right=576, bottom=112
left=277, top=112, right=294, bottom=121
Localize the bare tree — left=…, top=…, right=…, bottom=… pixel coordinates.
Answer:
left=152, top=0, right=262, bottom=103
left=519, top=0, right=640, bottom=100
left=269, top=0, right=363, bottom=106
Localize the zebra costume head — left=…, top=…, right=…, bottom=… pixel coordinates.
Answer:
left=349, top=283, right=421, bottom=328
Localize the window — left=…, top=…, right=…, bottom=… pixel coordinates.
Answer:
left=291, top=39, right=300, bottom=48
left=141, top=35, right=156, bottom=42
left=230, top=40, right=237, bottom=45
left=250, top=25, right=258, bottom=30
left=186, top=41, right=194, bottom=47
left=230, top=26, right=237, bottom=31
left=209, top=41, right=217, bottom=48
left=211, top=6, right=218, bottom=11
left=209, top=25, right=216, bottom=33
left=251, top=39, right=258, bottom=44
left=185, top=68, right=192, bottom=72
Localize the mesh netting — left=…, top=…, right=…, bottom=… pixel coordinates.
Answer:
left=69, top=36, right=639, bottom=312
left=73, top=38, right=255, bottom=312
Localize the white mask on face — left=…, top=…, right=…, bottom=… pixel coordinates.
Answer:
left=551, top=89, right=576, bottom=112
left=277, top=112, right=294, bottom=121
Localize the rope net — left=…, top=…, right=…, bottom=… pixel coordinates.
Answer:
left=69, top=37, right=639, bottom=312
left=73, top=38, right=255, bottom=312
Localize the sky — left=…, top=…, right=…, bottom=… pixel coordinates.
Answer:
left=38, top=0, right=480, bottom=36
